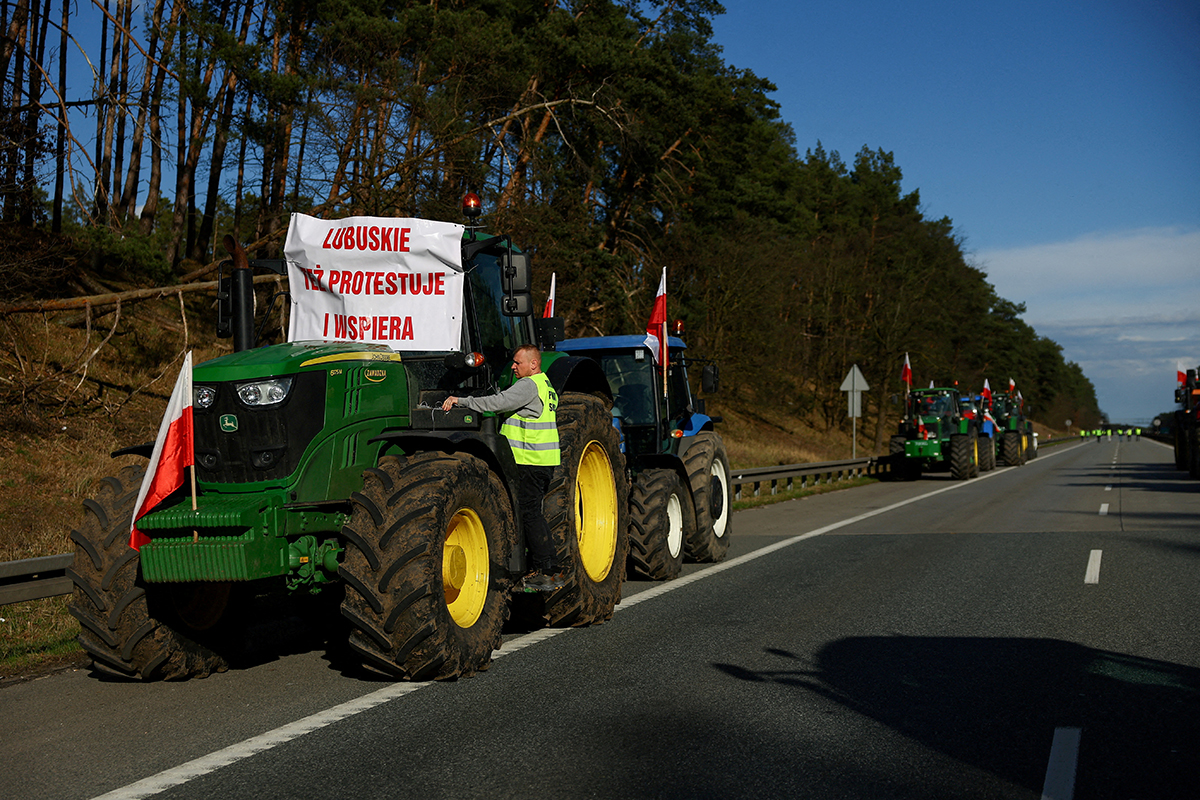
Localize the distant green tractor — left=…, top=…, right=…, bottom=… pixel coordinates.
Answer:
left=992, top=394, right=1034, bottom=465
left=889, top=387, right=980, bottom=480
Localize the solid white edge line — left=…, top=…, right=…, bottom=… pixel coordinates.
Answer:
left=92, top=442, right=1085, bottom=799
left=1041, top=726, right=1082, bottom=799
left=1084, top=550, right=1103, bottom=584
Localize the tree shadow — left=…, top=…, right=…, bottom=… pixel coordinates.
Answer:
left=715, top=636, right=1200, bottom=798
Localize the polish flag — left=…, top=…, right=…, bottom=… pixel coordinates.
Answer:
left=130, top=352, right=195, bottom=550
left=643, top=267, right=667, bottom=365
left=982, top=378, right=992, bottom=405
left=1008, top=377, right=1016, bottom=394
left=1177, top=361, right=1188, bottom=386
left=900, top=353, right=912, bottom=387
left=543, top=273, right=556, bottom=318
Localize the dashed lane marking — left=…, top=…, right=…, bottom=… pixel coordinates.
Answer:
left=1085, top=550, right=1103, bottom=584
left=1042, top=727, right=1082, bottom=799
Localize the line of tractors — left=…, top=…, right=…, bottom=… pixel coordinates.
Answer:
left=68, top=200, right=734, bottom=682
left=888, top=386, right=1037, bottom=481
left=1173, top=367, right=1200, bottom=478
left=70, top=199, right=1055, bottom=683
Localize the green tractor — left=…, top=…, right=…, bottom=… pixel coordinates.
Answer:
left=557, top=334, right=731, bottom=581
left=889, top=387, right=980, bottom=480
left=991, top=393, right=1034, bottom=465
left=68, top=200, right=629, bottom=681
left=1173, top=367, right=1199, bottom=477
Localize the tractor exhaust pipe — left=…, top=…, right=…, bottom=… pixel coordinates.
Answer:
left=221, top=235, right=256, bottom=352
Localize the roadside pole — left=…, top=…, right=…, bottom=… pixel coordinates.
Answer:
left=840, top=365, right=869, bottom=458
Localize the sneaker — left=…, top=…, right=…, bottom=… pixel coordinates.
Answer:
left=521, top=569, right=567, bottom=592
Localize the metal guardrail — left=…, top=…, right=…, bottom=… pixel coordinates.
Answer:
left=730, top=457, right=887, bottom=500
left=0, top=456, right=890, bottom=607
left=0, top=553, right=73, bottom=607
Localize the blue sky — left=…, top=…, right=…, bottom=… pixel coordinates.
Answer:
left=710, top=0, right=1200, bottom=424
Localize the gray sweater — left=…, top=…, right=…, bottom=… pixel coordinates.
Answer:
left=457, top=376, right=543, bottom=419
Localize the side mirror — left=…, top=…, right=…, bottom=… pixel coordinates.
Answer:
left=503, top=252, right=531, bottom=293
left=502, top=294, right=532, bottom=316
left=501, top=251, right=533, bottom=317
left=701, top=364, right=720, bottom=394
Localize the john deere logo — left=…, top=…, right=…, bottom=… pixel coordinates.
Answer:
left=219, top=414, right=239, bottom=432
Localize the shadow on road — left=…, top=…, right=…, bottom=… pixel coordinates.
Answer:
left=715, top=636, right=1200, bottom=798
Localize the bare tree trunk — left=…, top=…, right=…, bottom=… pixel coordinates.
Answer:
left=195, top=0, right=252, bottom=262
left=19, top=0, right=48, bottom=224
left=3, top=0, right=29, bottom=221
left=51, top=0, right=66, bottom=231
left=0, top=0, right=30, bottom=91
left=109, top=0, right=133, bottom=215
left=140, top=0, right=184, bottom=238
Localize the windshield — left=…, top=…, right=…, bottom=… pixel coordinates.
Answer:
left=592, top=351, right=658, bottom=426
left=465, top=249, right=535, bottom=374
left=911, top=393, right=953, bottom=417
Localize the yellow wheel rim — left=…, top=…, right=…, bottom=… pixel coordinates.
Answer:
left=443, top=507, right=489, bottom=628
left=575, top=440, right=618, bottom=582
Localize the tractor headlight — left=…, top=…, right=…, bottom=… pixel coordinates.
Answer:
left=236, top=377, right=293, bottom=407
left=194, top=385, right=217, bottom=409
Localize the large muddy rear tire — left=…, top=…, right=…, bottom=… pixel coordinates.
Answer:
left=1001, top=431, right=1022, bottom=466
left=684, top=431, right=732, bottom=563
left=340, top=452, right=515, bottom=680
left=68, top=465, right=232, bottom=680
left=949, top=434, right=975, bottom=480
left=627, top=468, right=692, bottom=581
left=543, top=393, right=629, bottom=627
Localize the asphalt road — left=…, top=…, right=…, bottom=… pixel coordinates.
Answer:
left=4, top=438, right=1198, bottom=800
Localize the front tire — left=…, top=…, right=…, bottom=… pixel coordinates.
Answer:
left=68, top=465, right=232, bottom=680
left=684, top=431, right=733, bottom=563
left=340, top=452, right=515, bottom=680
left=627, top=468, right=692, bottom=581
left=542, top=393, right=629, bottom=627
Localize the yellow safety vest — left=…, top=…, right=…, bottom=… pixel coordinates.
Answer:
left=500, top=373, right=560, bottom=467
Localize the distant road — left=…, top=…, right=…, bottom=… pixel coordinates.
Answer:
left=5, top=438, right=1198, bottom=800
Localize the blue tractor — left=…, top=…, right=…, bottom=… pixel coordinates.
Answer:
left=556, top=335, right=731, bottom=580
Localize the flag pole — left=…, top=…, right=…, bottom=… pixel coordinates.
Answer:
left=662, top=318, right=668, bottom=399
left=190, top=465, right=199, bottom=543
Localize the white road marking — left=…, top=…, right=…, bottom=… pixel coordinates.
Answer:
left=1041, top=726, right=1081, bottom=799
left=1085, top=550, right=1103, bottom=584
left=90, top=442, right=1086, bottom=800
left=1104, top=486, right=1111, bottom=491
left=1099, top=503, right=1109, bottom=515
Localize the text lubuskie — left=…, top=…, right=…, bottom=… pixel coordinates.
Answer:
left=322, top=225, right=412, bottom=252
left=298, top=268, right=447, bottom=296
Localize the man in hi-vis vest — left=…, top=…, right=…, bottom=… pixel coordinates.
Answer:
left=442, top=344, right=565, bottom=591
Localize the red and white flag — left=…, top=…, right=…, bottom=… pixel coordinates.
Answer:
left=1008, top=377, right=1016, bottom=394
left=130, top=352, right=195, bottom=551
left=543, top=272, right=556, bottom=318
left=982, top=378, right=992, bottom=405
left=900, top=353, right=912, bottom=387
left=1177, top=361, right=1188, bottom=386
left=643, top=267, right=667, bottom=365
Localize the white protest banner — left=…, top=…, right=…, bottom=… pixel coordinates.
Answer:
left=284, top=213, right=465, bottom=351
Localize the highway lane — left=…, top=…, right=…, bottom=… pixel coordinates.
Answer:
left=4, top=439, right=1198, bottom=799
